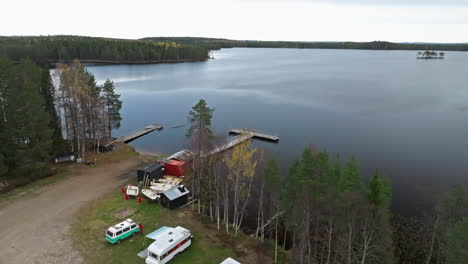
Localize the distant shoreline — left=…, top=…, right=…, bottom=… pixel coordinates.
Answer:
left=143, top=37, right=468, bottom=52
left=49, top=58, right=207, bottom=66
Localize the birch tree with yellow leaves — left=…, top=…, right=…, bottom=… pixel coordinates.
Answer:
left=224, top=137, right=257, bottom=236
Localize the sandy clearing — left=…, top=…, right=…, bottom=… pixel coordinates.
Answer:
left=0, top=156, right=143, bottom=264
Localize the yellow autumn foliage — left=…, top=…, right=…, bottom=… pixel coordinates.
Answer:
left=224, top=137, right=257, bottom=198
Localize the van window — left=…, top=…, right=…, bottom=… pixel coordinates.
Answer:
left=106, top=231, right=114, bottom=237
left=131, top=224, right=137, bottom=229
left=116, top=230, right=122, bottom=236
left=123, top=227, right=130, bottom=233
left=150, top=252, right=158, bottom=260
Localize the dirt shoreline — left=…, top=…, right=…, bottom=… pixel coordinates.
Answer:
left=0, top=151, right=145, bottom=264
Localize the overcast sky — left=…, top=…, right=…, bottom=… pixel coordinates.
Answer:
left=2, top=0, right=468, bottom=43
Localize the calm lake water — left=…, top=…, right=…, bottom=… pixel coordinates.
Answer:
left=86, top=48, right=468, bottom=215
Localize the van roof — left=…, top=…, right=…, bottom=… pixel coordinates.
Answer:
left=107, top=219, right=136, bottom=233
left=221, top=257, right=242, bottom=264
left=147, top=226, right=191, bottom=255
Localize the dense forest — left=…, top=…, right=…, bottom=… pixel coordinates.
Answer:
left=0, top=56, right=122, bottom=189
left=0, top=36, right=209, bottom=64
left=186, top=99, right=468, bottom=264
left=143, top=37, right=468, bottom=52
left=0, top=58, right=63, bottom=183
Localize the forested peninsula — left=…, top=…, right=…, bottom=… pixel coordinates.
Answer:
left=143, top=37, right=468, bottom=52
left=0, top=36, right=209, bottom=64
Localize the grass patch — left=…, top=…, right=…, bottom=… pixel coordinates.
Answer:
left=0, top=143, right=140, bottom=202
left=145, top=154, right=169, bottom=162
left=0, top=170, right=70, bottom=202
left=71, top=190, right=249, bottom=264
left=86, top=143, right=140, bottom=164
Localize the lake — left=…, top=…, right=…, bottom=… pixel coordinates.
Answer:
left=86, top=48, right=468, bottom=215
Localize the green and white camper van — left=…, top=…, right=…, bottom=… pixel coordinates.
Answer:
left=105, top=218, right=141, bottom=244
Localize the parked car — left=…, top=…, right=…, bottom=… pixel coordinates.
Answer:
left=105, top=218, right=140, bottom=244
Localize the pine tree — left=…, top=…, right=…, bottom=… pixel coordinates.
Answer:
left=300, top=147, right=315, bottom=178
left=281, top=158, right=301, bottom=220
left=0, top=153, right=7, bottom=178
left=360, top=170, right=394, bottom=264
left=186, top=99, right=215, bottom=213
left=102, top=79, right=122, bottom=137
left=339, top=156, right=364, bottom=193
left=3, top=59, right=53, bottom=178
left=367, top=170, right=392, bottom=209
left=264, top=157, right=282, bottom=262
left=186, top=99, right=214, bottom=140
left=39, top=65, right=64, bottom=154
left=265, top=157, right=281, bottom=194
left=437, top=183, right=468, bottom=228
left=0, top=57, right=12, bottom=171
left=444, top=218, right=468, bottom=264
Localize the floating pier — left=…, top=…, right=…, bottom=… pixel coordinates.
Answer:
left=203, top=129, right=279, bottom=157
left=105, top=124, right=163, bottom=147
left=229, top=129, right=279, bottom=142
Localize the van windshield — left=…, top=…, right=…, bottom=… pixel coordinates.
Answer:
left=106, top=231, right=114, bottom=237
left=150, top=252, right=159, bottom=260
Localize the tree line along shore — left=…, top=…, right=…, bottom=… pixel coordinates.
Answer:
left=143, top=37, right=468, bottom=52
left=1, top=36, right=467, bottom=68
left=0, top=36, right=209, bottom=65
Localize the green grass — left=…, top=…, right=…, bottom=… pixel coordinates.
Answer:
left=146, top=154, right=169, bottom=162
left=0, top=170, right=69, bottom=202
left=0, top=143, right=139, bottom=203
left=71, top=190, right=244, bottom=264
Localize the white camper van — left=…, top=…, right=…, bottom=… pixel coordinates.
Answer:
left=145, top=226, right=192, bottom=264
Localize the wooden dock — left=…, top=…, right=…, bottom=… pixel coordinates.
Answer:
left=202, top=129, right=279, bottom=157
left=105, top=124, right=163, bottom=147
left=229, top=129, right=279, bottom=142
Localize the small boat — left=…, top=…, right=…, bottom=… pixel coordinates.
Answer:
left=141, top=177, right=182, bottom=202
left=150, top=183, right=174, bottom=194
left=126, top=185, right=139, bottom=197
left=158, top=178, right=182, bottom=185
left=141, top=188, right=160, bottom=202
left=149, top=177, right=182, bottom=193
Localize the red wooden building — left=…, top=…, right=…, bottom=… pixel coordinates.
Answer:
left=156, top=149, right=193, bottom=177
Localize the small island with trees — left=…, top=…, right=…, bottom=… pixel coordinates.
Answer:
left=417, top=50, right=445, bottom=59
